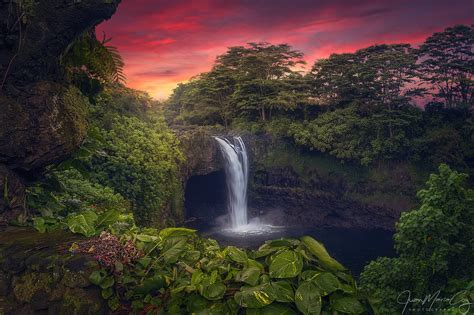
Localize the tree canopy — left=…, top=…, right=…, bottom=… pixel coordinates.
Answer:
left=165, top=25, right=473, bottom=169
left=417, top=25, right=474, bottom=108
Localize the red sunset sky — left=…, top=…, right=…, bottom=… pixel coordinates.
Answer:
left=97, top=0, right=474, bottom=100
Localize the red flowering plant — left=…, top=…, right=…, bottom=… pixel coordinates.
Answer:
left=70, top=231, right=143, bottom=271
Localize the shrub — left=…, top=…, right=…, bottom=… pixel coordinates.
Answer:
left=89, top=116, right=184, bottom=227
left=360, top=164, right=474, bottom=313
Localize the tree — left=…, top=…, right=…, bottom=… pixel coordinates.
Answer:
left=288, top=102, right=422, bottom=165
left=166, top=69, right=236, bottom=126
left=360, top=164, right=474, bottom=313
left=219, top=42, right=306, bottom=121
left=309, top=52, right=362, bottom=106
left=166, top=42, right=307, bottom=124
left=309, top=44, right=421, bottom=141
left=309, top=44, right=420, bottom=107
left=417, top=25, right=474, bottom=108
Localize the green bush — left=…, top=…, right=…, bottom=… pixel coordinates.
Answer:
left=89, top=116, right=184, bottom=227
left=360, top=164, right=474, bottom=313
left=288, top=104, right=421, bottom=165
left=29, top=169, right=131, bottom=236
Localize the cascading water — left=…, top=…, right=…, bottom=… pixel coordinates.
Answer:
left=214, top=136, right=249, bottom=229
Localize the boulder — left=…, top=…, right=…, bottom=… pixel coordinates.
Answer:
left=0, top=228, right=107, bottom=314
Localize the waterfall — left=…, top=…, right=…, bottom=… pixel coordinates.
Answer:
left=214, top=136, right=249, bottom=229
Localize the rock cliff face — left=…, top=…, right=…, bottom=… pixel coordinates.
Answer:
left=177, top=127, right=224, bottom=179
left=246, top=135, right=423, bottom=230
left=0, top=0, right=121, bottom=222
left=0, top=228, right=106, bottom=314
left=179, top=129, right=424, bottom=230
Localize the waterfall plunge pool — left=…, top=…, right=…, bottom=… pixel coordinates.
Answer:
left=186, top=216, right=394, bottom=276
left=184, top=136, right=395, bottom=276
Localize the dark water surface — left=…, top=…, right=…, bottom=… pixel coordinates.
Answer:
left=192, top=223, right=395, bottom=276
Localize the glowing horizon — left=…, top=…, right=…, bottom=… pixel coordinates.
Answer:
left=97, top=0, right=473, bottom=100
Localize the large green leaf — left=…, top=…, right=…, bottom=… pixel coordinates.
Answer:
left=192, top=269, right=204, bottom=285
left=300, top=270, right=318, bottom=281
left=135, top=234, right=158, bottom=243
left=134, top=275, right=165, bottom=296
left=246, top=303, right=297, bottom=315
left=300, top=236, right=345, bottom=271
left=183, top=250, right=201, bottom=264
left=312, top=272, right=341, bottom=295
left=253, top=244, right=285, bottom=259
left=234, top=284, right=275, bottom=308
left=227, top=246, right=248, bottom=263
left=270, top=281, right=294, bottom=302
left=265, top=239, right=300, bottom=248
left=269, top=250, right=303, bottom=278
left=89, top=270, right=106, bottom=285
left=161, top=236, right=187, bottom=264
left=100, top=276, right=115, bottom=289
left=330, top=294, right=365, bottom=314
left=159, top=227, right=196, bottom=239
left=186, top=294, right=209, bottom=313
left=66, top=210, right=98, bottom=236
left=246, top=259, right=265, bottom=272
left=236, top=267, right=261, bottom=286
left=33, top=217, right=46, bottom=233
left=95, top=209, right=121, bottom=229
left=294, top=282, right=322, bottom=315
left=200, top=281, right=226, bottom=301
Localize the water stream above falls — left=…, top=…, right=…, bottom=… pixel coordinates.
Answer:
left=185, top=136, right=395, bottom=276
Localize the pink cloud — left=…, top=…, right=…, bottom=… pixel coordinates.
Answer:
left=97, top=0, right=473, bottom=99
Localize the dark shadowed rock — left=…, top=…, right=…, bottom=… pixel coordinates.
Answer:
left=0, top=228, right=106, bottom=314
left=0, top=165, right=25, bottom=224
left=179, top=129, right=421, bottom=230
left=0, top=83, right=88, bottom=171
left=0, top=0, right=121, bottom=221
left=176, top=126, right=225, bottom=178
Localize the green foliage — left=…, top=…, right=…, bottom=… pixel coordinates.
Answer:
left=86, top=227, right=375, bottom=314
left=167, top=42, right=307, bottom=125
left=288, top=103, right=422, bottom=165
left=29, top=168, right=131, bottom=236
left=309, top=44, right=420, bottom=107
left=89, top=115, right=184, bottom=226
left=29, top=84, right=185, bottom=232
left=413, top=106, right=474, bottom=173
left=62, top=31, right=125, bottom=100
left=90, top=84, right=154, bottom=122
left=165, top=25, right=473, bottom=168
left=360, top=164, right=474, bottom=313
left=416, top=25, right=473, bottom=108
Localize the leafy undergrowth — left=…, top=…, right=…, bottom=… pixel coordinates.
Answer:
left=72, top=227, right=377, bottom=314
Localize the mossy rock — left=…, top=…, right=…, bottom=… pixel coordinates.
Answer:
left=12, top=272, right=54, bottom=303
left=0, top=228, right=106, bottom=313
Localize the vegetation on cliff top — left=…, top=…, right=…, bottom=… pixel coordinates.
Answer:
left=166, top=25, right=473, bottom=171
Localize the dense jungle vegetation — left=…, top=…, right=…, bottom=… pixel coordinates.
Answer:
left=10, top=24, right=474, bottom=314
left=166, top=25, right=474, bottom=171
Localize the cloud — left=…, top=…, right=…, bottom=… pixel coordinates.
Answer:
left=97, top=0, right=474, bottom=99
left=136, top=69, right=179, bottom=77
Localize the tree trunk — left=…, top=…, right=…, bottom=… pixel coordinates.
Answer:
left=261, top=107, right=266, bottom=121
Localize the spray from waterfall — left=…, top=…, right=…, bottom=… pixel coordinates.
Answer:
left=214, top=136, right=249, bottom=229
